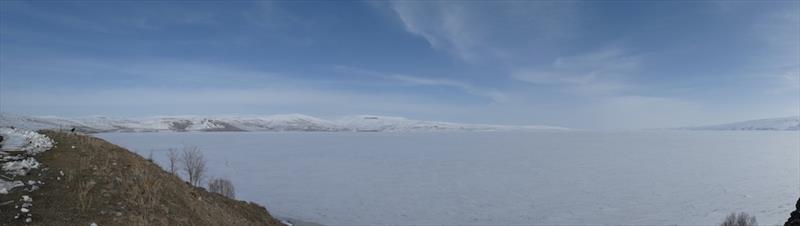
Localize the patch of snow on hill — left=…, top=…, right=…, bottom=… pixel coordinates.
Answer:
left=0, top=128, right=52, bottom=199
left=0, top=128, right=54, bottom=155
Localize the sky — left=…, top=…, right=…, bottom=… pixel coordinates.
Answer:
left=0, top=1, right=798, bottom=129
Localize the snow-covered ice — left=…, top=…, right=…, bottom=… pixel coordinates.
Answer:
left=2, top=158, right=40, bottom=176
left=0, top=128, right=53, bottom=197
left=0, top=127, right=54, bottom=155
left=0, top=180, right=24, bottom=194
left=97, top=130, right=799, bottom=225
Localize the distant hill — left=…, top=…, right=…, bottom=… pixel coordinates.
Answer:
left=0, top=112, right=568, bottom=133
left=684, top=116, right=800, bottom=131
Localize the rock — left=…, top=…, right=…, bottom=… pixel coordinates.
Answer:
left=786, top=197, right=800, bottom=226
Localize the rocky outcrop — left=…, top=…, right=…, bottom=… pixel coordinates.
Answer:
left=786, top=197, right=800, bottom=226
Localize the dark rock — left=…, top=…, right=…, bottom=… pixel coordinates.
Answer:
left=786, top=197, right=800, bottom=226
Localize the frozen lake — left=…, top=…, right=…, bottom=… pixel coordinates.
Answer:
left=97, top=131, right=799, bottom=225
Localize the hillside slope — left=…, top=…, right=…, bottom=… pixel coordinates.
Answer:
left=0, top=130, right=283, bottom=226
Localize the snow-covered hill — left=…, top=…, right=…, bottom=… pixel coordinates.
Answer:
left=685, top=116, right=800, bottom=131
left=0, top=113, right=568, bottom=133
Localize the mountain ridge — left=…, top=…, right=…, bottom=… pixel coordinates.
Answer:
left=683, top=116, right=800, bottom=131
left=0, top=112, right=569, bottom=133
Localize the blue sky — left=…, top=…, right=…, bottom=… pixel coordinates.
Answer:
left=0, top=1, right=798, bottom=129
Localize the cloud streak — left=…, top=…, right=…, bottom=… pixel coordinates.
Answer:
left=511, top=48, right=641, bottom=95
left=387, top=1, right=577, bottom=63
left=388, top=74, right=507, bottom=102
left=336, top=66, right=507, bottom=102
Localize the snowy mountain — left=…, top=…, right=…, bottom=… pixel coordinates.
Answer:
left=685, top=116, right=800, bottom=131
left=0, top=113, right=568, bottom=133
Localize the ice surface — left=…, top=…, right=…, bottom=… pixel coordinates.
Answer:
left=97, top=131, right=799, bottom=225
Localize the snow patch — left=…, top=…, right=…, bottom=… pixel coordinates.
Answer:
left=0, top=127, right=54, bottom=154
left=2, top=158, right=40, bottom=176
left=0, top=128, right=52, bottom=197
left=0, top=180, right=24, bottom=194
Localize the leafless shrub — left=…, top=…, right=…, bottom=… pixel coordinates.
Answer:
left=181, top=145, right=206, bottom=187
left=720, top=212, right=758, bottom=226
left=76, top=179, right=96, bottom=212
left=167, top=148, right=178, bottom=176
left=208, top=177, right=235, bottom=198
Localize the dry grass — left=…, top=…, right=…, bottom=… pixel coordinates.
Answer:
left=0, top=131, right=283, bottom=226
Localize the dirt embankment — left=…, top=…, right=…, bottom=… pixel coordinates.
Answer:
left=1, top=131, right=284, bottom=226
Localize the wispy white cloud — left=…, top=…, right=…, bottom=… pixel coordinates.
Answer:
left=388, top=74, right=508, bottom=102
left=386, top=2, right=638, bottom=97
left=387, top=1, right=576, bottom=62
left=0, top=86, right=473, bottom=118
left=750, top=7, right=800, bottom=93
left=754, top=9, right=800, bottom=63
left=783, top=71, right=800, bottom=89
left=381, top=1, right=719, bottom=128
left=336, top=66, right=507, bottom=102
left=389, top=2, right=480, bottom=61
left=511, top=48, right=641, bottom=95
left=0, top=53, right=507, bottom=119
left=765, top=71, right=800, bottom=94
left=244, top=1, right=304, bottom=29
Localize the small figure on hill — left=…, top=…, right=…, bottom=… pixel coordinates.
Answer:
left=70, top=127, right=76, bottom=133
